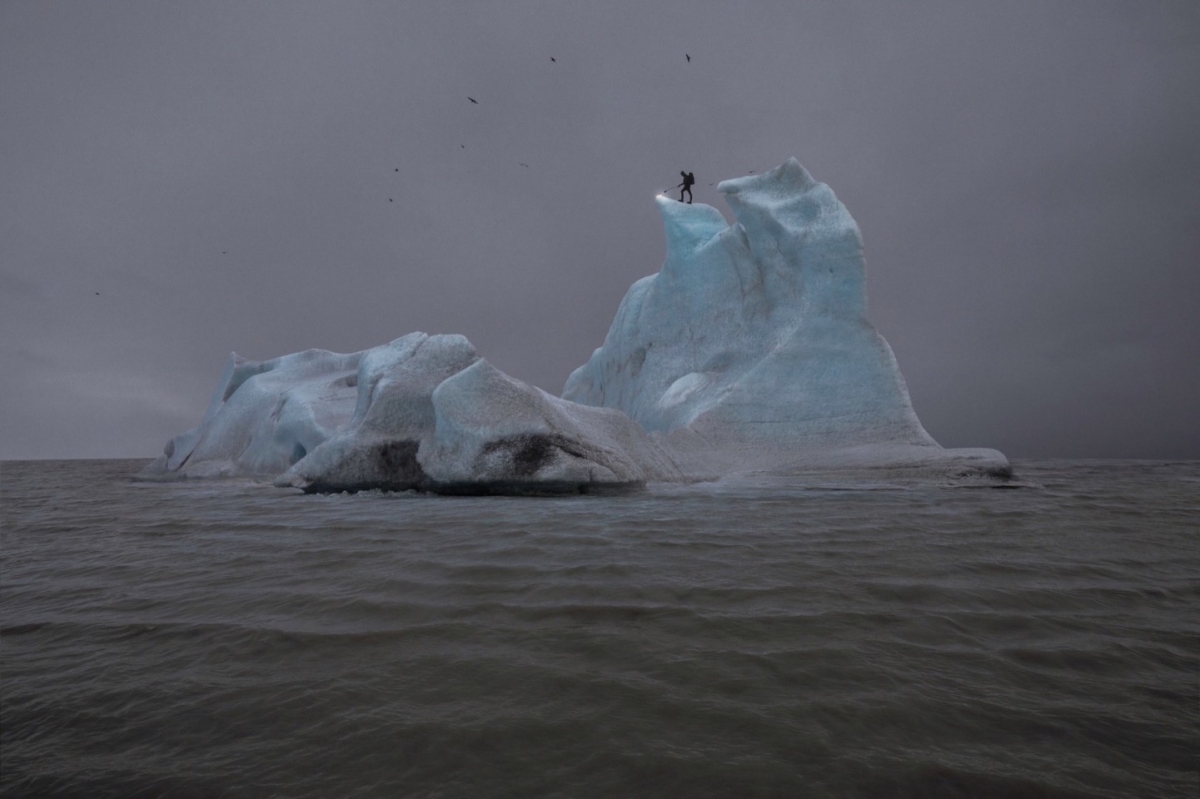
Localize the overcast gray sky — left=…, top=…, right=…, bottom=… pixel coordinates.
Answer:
left=2, top=0, right=1198, bottom=461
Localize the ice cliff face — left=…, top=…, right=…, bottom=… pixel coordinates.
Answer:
left=565, top=158, right=934, bottom=454
left=142, top=159, right=1010, bottom=491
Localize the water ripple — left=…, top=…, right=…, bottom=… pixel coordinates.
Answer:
left=2, top=458, right=1197, bottom=798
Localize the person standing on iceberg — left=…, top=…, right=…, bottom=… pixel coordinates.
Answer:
left=677, top=171, right=695, bottom=204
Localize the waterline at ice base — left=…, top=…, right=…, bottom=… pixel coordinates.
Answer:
left=141, top=159, right=1012, bottom=493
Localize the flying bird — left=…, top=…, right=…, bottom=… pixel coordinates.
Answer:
left=468, top=97, right=478, bottom=104
left=550, top=56, right=556, bottom=62
left=685, top=53, right=691, bottom=62
left=519, top=163, right=529, bottom=167
left=394, top=168, right=399, bottom=172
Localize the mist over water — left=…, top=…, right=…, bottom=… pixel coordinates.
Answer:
left=2, top=459, right=1197, bottom=798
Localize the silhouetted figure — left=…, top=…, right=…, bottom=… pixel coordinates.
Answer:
left=468, top=97, right=478, bottom=104
left=678, top=171, right=695, bottom=203
left=550, top=56, right=556, bottom=62
left=685, top=53, right=691, bottom=62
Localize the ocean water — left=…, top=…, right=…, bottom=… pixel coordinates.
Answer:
left=1, top=459, right=1197, bottom=799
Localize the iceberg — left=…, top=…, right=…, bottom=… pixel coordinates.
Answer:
left=141, top=159, right=1011, bottom=491
left=564, top=158, right=1008, bottom=480
left=143, top=332, right=680, bottom=493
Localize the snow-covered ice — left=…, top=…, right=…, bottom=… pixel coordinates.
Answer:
left=141, top=159, right=1010, bottom=491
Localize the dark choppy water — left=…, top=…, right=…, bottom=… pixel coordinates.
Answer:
left=2, top=459, right=1197, bottom=799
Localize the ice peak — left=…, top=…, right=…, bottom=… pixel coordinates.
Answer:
left=719, top=158, right=859, bottom=249
left=654, top=195, right=727, bottom=259
left=717, top=156, right=815, bottom=197
left=566, top=158, right=915, bottom=442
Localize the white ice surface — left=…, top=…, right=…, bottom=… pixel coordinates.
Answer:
left=151, top=346, right=364, bottom=478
